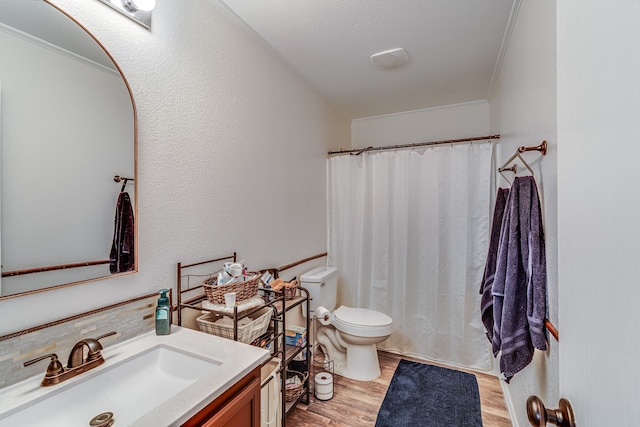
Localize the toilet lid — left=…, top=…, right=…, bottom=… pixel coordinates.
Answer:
left=333, top=306, right=392, bottom=336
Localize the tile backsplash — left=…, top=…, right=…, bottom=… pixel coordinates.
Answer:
left=0, top=294, right=156, bottom=389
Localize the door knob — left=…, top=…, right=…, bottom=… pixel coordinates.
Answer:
left=527, top=396, right=576, bottom=427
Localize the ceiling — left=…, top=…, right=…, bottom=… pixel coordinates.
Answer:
left=214, top=0, right=517, bottom=119
left=2, top=1, right=516, bottom=119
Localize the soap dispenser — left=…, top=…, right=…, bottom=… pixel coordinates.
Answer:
left=155, top=289, right=171, bottom=335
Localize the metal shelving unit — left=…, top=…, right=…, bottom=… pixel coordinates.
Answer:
left=175, top=253, right=311, bottom=427
left=272, top=293, right=311, bottom=420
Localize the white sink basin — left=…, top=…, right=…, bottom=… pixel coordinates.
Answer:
left=0, top=344, right=222, bottom=426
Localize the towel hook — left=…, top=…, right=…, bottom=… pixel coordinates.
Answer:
left=518, top=140, right=547, bottom=156
left=498, top=164, right=517, bottom=174
left=498, top=164, right=517, bottom=184
left=515, top=151, right=535, bottom=176
left=114, top=175, right=134, bottom=192
left=498, top=143, right=539, bottom=180
left=499, top=151, right=535, bottom=182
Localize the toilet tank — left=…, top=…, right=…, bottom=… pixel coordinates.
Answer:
left=299, top=266, right=338, bottom=317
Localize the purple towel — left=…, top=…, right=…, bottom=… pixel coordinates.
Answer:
left=110, top=191, right=135, bottom=273
left=491, top=176, right=547, bottom=382
left=480, top=187, right=510, bottom=343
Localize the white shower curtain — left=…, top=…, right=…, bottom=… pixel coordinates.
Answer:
left=327, top=141, right=494, bottom=372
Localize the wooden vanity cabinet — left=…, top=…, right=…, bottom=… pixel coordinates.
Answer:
left=182, top=366, right=261, bottom=427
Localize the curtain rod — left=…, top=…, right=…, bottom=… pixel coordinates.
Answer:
left=328, top=134, right=500, bottom=156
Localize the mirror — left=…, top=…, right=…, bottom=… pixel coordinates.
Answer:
left=0, top=0, right=137, bottom=299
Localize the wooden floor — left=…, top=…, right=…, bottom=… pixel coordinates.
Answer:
left=286, top=350, right=512, bottom=426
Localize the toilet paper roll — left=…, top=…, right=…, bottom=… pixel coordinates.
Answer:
left=314, top=372, right=333, bottom=400
left=315, top=306, right=333, bottom=325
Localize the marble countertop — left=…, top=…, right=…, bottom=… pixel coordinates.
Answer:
left=0, top=326, right=271, bottom=426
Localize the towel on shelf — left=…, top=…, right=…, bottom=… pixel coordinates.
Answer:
left=480, top=187, right=510, bottom=343
left=491, top=176, right=547, bottom=382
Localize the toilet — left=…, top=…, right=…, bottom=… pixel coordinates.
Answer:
left=300, top=266, right=392, bottom=381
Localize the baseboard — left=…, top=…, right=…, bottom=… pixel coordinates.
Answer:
left=500, top=380, right=520, bottom=427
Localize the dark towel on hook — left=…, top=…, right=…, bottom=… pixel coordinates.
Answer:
left=110, top=191, right=135, bottom=273
left=491, top=176, right=547, bottom=382
left=480, top=187, right=510, bottom=343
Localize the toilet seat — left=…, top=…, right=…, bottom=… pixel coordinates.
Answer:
left=332, top=306, right=393, bottom=337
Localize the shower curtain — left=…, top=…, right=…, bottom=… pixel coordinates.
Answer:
left=327, top=141, right=493, bottom=371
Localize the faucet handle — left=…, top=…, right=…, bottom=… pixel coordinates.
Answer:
left=23, top=353, right=64, bottom=376
left=95, top=331, right=117, bottom=341
left=84, top=339, right=104, bottom=362
left=85, top=331, right=118, bottom=362
left=88, top=331, right=117, bottom=361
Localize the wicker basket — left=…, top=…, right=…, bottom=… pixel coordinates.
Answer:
left=283, top=284, right=298, bottom=300
left=196, top=307, right=272, bottom=344
left=285, top=370, right=308, bottom=402
left=203, top=272, right=261, bottom=304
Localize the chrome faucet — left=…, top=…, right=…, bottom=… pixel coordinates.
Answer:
left=24, top=331, right=117, bottom=387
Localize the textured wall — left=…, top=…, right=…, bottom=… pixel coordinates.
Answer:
left=489, top=1, right=558, bottom=425
left=351, top=100, right=490, bottom=149
left=0, top=0, right=350, bottom=335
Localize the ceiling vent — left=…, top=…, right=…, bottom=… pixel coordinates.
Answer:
left=370, top=48, right=409, bottom=71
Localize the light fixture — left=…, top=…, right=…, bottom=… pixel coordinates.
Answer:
left=96, top=0, right=156, bottom=29
left=122, top=0, right=156, bottom=12
left=370, top=48, right=409, bottom=71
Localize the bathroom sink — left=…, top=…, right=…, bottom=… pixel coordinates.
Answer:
left=0, top=344, right=222, bottom=426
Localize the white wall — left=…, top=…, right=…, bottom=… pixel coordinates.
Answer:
left=489, top=1, right=558, bottom=426
left=352, top=100, right=489, bottom=149
left=558, top=2, right=640, bottom=425
left=0, top=0, right=350, bottom=333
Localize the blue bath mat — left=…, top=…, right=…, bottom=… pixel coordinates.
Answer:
left=375, top=359, right=482, bottom=427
